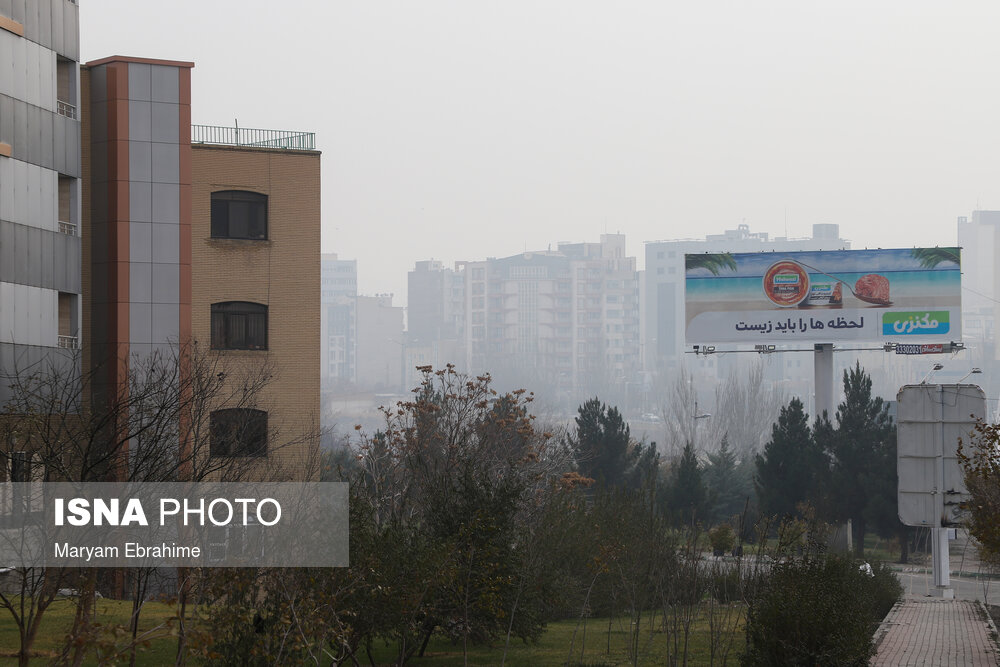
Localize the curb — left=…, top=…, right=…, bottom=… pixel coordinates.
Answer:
left=890, top=565, right=1000, bottom=581
left=979, top=600, right=1000, bottom=655
left=872, top=599, right=905, bottom=654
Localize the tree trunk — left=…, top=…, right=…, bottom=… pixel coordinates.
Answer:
left=854, top=517, right=866, bottom=558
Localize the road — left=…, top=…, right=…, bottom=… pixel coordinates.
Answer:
left=895, top=567, right=1000, bottom=606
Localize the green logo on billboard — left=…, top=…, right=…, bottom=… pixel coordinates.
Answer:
left=882, top=311, right=950, bottom=336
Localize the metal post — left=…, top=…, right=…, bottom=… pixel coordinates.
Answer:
left=814, top=343, right=834, bottom=420
left=932, top=384, right=953, bottom=597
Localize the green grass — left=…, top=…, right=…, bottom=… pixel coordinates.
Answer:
left=0, top=597, right=182, bottom=666
left=366, top=606, right=747, bottom=667
left=0, top=599, right=746, bottom=666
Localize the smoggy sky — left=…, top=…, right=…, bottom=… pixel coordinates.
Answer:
left=80, top=1, right=1000, bottom=304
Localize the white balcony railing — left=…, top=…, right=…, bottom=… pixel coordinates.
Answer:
left=56, top=100, right=76, bottom=120
left=57, top=335, right=79, bottom=350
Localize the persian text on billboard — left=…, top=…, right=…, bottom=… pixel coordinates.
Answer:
left=684, top=248, right=961, bottom=344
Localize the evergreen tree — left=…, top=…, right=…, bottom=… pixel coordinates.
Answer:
left=704, top=435, right=752, bottom=524
left=754, top=398, right=826, bottom=520
left=669, top=442, right=707, bottom=524
left=569, top=397, right=657, bottom=489
left=823, top=363, right=895, bottom=557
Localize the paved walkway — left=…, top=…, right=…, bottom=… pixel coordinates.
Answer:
left=872, top=596, right=999, bottom=666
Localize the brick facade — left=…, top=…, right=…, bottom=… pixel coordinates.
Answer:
left=191, top=145, right=321, bottom=479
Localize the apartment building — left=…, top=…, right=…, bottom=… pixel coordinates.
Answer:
left=190, top=127, right=320, bottom=478
left=321, top=253, right=357, bottom=386
left=459, top=234, right=640, bottom=398
left=356, top=294, right=404, bottom=392
left=0, top=0, right=82, bottom=406
left=405, top=259, right=465, bottom=389
left=78, top=55, right=320, bottom=480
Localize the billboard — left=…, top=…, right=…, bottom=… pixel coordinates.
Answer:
left=896, top=384, right=984, bottom=528
left=685, top=247, right=961, bottom=344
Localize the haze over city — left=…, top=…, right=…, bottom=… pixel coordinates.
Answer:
left=82, top=1, right=1000, bottom=303
left=6, top=1, right=1000, bottom=661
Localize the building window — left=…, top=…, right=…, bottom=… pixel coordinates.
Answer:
left=211, top=302, right=268, bottom=350
left=211, top=191, right=268, bottom=239
left=210, top=409, right=267, bottom=457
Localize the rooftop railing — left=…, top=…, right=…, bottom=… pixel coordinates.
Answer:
left=191, top=125, right=315, bottom=150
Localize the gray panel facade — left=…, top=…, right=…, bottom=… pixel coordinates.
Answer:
left=0, top=221, right=80, bottom=293
left=127, top=61, right=182, bottom=349
left=0, top=94, right=81, bottom=177
left=0, top=0, right=80, bottom=394
left=4, top=0, right=78, bottom=60
left=0, top=342, right=79, bottom=405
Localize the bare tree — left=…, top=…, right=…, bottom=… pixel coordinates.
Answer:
left=656, top=366, right=704, bottom=459
left=0, top=342, right=316, bottom=666
left=705, top=361, right=786, bottom=458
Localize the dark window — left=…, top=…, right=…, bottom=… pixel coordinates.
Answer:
left=211, top=191, right=267, bottom=239
left=211, top=302, right=267, bottom=350
left=11, top=452, right=32, bottom=482
left=210, top=409, right=267, bottom=457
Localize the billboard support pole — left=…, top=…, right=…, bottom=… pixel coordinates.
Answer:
left=932, top=384, right=953, bottom=597
left=814, top=343, right=834, bottom=420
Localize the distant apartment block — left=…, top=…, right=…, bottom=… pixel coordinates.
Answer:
left=644, top=223, right=851, bottom=371
left=0, top=0, right=82, bottom=405
left=958, top=212, right=997, bottom=353
left=405, top=259, right=465, bottom=388
left=321, top=253, right=357, bottom=386
left=356, top=294, right=404, bottom=392
left=448, top=234, right=640, bottom=397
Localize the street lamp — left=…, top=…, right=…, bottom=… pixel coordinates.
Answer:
left=919, top=363, right=944, bottom=385
left=958, top=367, right=983, bottom=384
left=692, top=400, right=711, bottom=449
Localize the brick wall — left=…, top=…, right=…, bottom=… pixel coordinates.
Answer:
left=191, top=144, right=321, bottom=480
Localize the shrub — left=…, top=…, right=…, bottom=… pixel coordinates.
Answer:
left=664, top=560, right=709, bottom=606
left=741, top=555, right=901, bottom=666
left=868, top=560, right=903, bottom=620
left=709, top=524, right=737, bottom=556
left=710, top=566, right=742, bottom=604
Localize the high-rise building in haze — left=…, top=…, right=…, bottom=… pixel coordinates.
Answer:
left=321, top=253, right=357, bottom=386
left=405, top=260, right=465, bottom=389
left=356, top=294, right=404, bottom=392
left=958, top=212, right=997, bottom=350
left=458, top=234, right=640, bottom=399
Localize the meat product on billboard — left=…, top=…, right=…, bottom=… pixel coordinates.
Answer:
left=854, top=274, right=891, bottom=305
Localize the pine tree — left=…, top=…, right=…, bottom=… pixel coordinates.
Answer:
left=569, top=397, right=656, bottom=489
left=704, top=435, right=752, bottom=524
left=823, top=363, right=895, bottom=557
left=754, top=398, right=826, bottom=520
left=669, top=442, right=707, bottom=525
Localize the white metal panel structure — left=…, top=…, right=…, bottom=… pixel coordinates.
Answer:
left=897, top=383, right=985, bottom=527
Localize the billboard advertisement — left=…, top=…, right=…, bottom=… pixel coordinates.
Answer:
left=685, top=247, right=961, bottom=344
